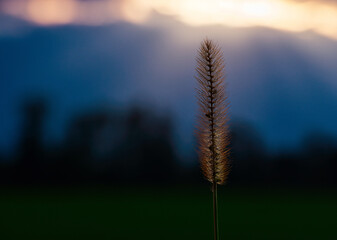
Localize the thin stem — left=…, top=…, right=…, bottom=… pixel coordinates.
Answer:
left=213, top=182, right=219, bottom=240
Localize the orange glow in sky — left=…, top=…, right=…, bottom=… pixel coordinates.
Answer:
left=1, top=0, right=337, bottom=39
left=26, top=0, right=76, bottom=25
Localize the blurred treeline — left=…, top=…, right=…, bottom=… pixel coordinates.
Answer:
left=0, top=98, right=336, bottom=187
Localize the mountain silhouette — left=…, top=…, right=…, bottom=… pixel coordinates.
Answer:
left=1, top=12, right=337, bottom=157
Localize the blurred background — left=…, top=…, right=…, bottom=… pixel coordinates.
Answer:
left=0, top=0, right=337, bottom=239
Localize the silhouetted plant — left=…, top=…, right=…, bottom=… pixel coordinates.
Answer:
left=195, top=39, right=230, bottom=240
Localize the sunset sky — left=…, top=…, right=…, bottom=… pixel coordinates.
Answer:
left=1, top=0, right=337, bottom=159
left=1, top=0, right=337, bottom=39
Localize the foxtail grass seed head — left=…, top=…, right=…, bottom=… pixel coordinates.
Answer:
left=195, top=39, right=230, bottom=185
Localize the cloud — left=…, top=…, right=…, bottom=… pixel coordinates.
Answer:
left=0, top=0, right=149, bottom=25
left=1, top=0, right=337, bottom=39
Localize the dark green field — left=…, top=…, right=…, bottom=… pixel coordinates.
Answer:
left=0, top=187, right=336, bottom=240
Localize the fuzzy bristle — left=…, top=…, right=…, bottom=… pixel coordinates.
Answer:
left=195, top=38, right=230, bottom=185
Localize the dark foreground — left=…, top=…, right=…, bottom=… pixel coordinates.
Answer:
left=0, top=187, right=336, bottom=240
